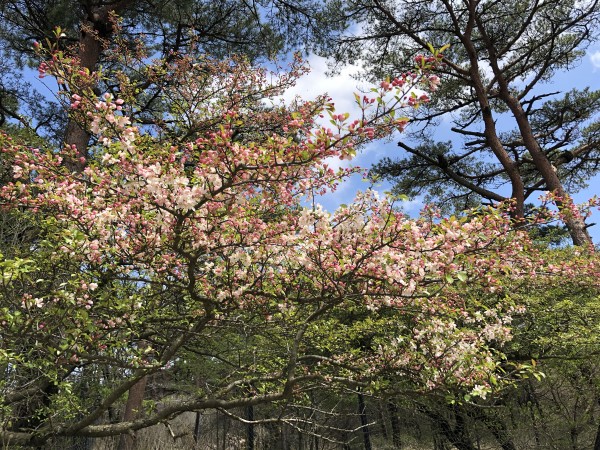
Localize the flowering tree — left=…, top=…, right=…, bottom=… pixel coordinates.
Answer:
left=0, top=35, right=585, bottom=447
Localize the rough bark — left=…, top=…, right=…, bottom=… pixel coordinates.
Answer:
left=64, top=1, right=130, bottom=172
left=246, top=404, right=255, bottom=450
left=459, top=2, right=525, bottom=220
left=116, top=375, right=148, bottom=450
left=193, top=411, right=201, bottom=444
left=474, top=9, right=593, bottom=246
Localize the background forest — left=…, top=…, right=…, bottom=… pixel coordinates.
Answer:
left=0, top=1, right=600, bottom=449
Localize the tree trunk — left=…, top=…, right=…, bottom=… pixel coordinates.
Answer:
left=64, top=1, right=129, bottom=172
left=282, top=423, right=290, bottom=450
left=421, top=405, right=477, bottom=450
left=357, top=390, right=372, bottom=450
left=377, top=401, right=388, bottom=439
left=473, top=11, right=593, bottom=246
left=63, top=11, right=104, bottom=172
left=387, top=401, right=402, bottom=449
left=452, top=405, right=477, bottom=450
left=216, top=410, right=220, bottom=450
left=458, top=9, right=525, bottom=221
left=482, top=413, right=517, bottom=450
left=116, top=375, right=147, bottom=450
left=433, top=431, right=450, bottom=450
left=501, top=92, right=593, bottom=246
left=526, top=382, right=543, bottom=449
left=193, top=411, right=201, bottom=445
left=468, top=68, right=525, bottom=221
left=593, top=416, right=600, bottom=450
left=246, top=404, right=255, bottom=450
left=221, top=411, right=230, bottom=450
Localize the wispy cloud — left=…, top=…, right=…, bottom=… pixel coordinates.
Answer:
left=590, top=50, right=600, bottom=69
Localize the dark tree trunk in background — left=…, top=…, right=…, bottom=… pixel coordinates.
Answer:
left=593, top=397, right=600, bottom=450
left=194, top=411, right=201, bottom=444
left=594, top=424, right=600, bottom=450
left=357, top=390, right=372, bottom=450
left=421, top=405, right=477, bottom=450
left=246, top=404, right=255, bottom=450
left=377, top=401, right=388, bottom=439
left=388, top=401, right=402, bottom=449
left=482, top=414, right=517, bottom=450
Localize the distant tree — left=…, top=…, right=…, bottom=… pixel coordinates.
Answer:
left=323, top=0, right=600, bottom=246
left=428, top=247, right=600, bottom=450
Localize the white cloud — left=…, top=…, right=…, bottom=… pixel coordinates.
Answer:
left=590, top=51, right=600, bottom=69
left=477, top=60, right=494, bottom=80
left=281, top=54, right=372, bottom=175
left=281, top=55, right=413, bottom=169
left=281, top=55, right=365, bottom=210
left=281, top=54, right=365, bottom=117
left=282, top=54, right=426, bottom=215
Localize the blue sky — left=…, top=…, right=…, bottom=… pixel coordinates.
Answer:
left=283, top=46, right=600, bottom=244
